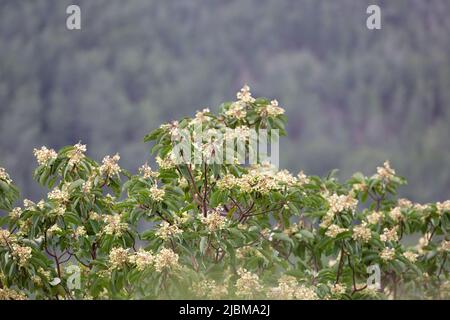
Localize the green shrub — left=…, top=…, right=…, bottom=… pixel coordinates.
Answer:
left=0, top=86, right=449, bottom=300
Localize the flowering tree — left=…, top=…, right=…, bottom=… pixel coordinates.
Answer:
left=0, top=86, right=449, bottom=300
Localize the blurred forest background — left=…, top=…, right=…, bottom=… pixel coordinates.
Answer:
left=1, top=0, right=450, bottom=204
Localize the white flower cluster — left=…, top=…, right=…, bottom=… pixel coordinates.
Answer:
left=267, top=275, right=318, bottom=300
left=235, top=268, right=262, bottom=297
left=150, top=185, right=165, bottom=202
left=0, top=167, right=12, bottom=184
left=380, top=226, right=399, bottom=242
left=47, top=224, right=62, bottom=236
left=403, top=251, right=419, bottom=263
left=139, top=163, right=159, bottom=179
left=0, top=229, right=12, bottom=247
left=437, top=200, right=450, bottom=215
left=380, top=247, right=396, bottom=262
left=226, top=101, right=247, bottom=120
left=153, top=248, right=180, bottom=272
left=156, top=156, right=175, bottom=170
left=155, top=221, right=183, bottom=240
left=0, top=287, right=27, bottom=300
left=373, top=161, right=396, bottom=181
left=326, top=193, right=358, bottom=215
left=129, top=249, right=154, bottom=271
left=47, top=188, right=70, bottom=204
left=237, top=85, right=256, bottom=104
left=33, top=146, right=57, bottom=166
left=352, top=222, right=372, bottom=243
left=366, top=211, right=383, bottom=225
left=103, top=214, right=128, bottom=236
left=9, top=207, right=22, bottom=220
left=389, top=207, right=403, bottom=222
left=109, top=247, right=129, bottom=270
left=258, top=100, right=285, bottom=117
left=191, top=279, right=229, bottom=299
left=201, top=209, right=227, bottom=233
left=325, top=224, right=348, bottom=238
left=190, top=109, right=210, bottom=125
left=68, top=143, right=87, bottom=167
left=11, top=244, right=32, bottom=268
left=100, top=153, right=121, bottom=177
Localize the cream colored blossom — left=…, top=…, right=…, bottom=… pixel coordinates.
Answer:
left=156, top=156, right=175, bottom=170
left=33, top=146, right=57, bottom=166
left=326, top=193, right=358, bottom=215
left=235, top=268, right=262, bottom=297
left=380, top=247, right=396, bottom=262
left=297, top=171, right=310, bottom=186
left=259, top=100, right=285, bottom=117
left=389, top=207, right=403, bottom=222
left=226, top=101, right=247, bottom=119
left=417, top=234, right=430, bottom=254
left=52, top=205, right=66, bottom=217
left=0, top=287, right=27, bottom=300
left=89, top=211, right=101, bottom=221
left=352, top=182, right=367, bottom=193
left=325, top=224, right=348, bottom=238
left=413, top=203, right=429, bottom=211
left=153, top=248, right=180, bottom=272
left=48, top=188, right=69, bottom=204
left=74, top=226, right=87, bottom=238
left=268, top=276, right=318, bottom=300
left=0, top=167, right=12, bottom=184
left=99, top=153, right=121, bottom=176
left=161, top=120, right=181, bottom=138
left=129, top=249, right=154, bottom=271
left=0, top=229, right=12, bottom=246
left=103, top=214, right=128, bottom=236
left=398, top=198, right=413, bottom=208
left=217, top=174, right=238, bottom=191
left=380, top=226, right=399, bottom=242
left=436, top=200, right=450, bottom=215
left=275, top=170, right=297, bottom=186
left=9, top=207, right=22, bottom=220
left=267, top=275, right=298, bottom=299
left=139, top=163, right=159, bottom=179
left=201, top=210, right=227, bottom=233
left=23, top=199, right=35, bottom=209
left=191, top=109, right=210, bottom=125
left=192, top=279, right=229, bottom=299
left=155, top=221, right=183, bottom=240
left=236, top=85, right=255, bottom=104
left=11, top=244, right=32, bottom=267
left=439, top=240, right=450, bottom=252
left=352, top=222, right=372, bottom=243
left=47, top=224, right=62, bottom=236
left=374, top=161, right=396, bottom=181
left=367, top=211, right=383, bottom=225
left=403, top=251, right=419, bottom=263
left=150, top=185, right=165, bottom=202
left=68, top=143, right=87, bottom=167
left=330, top=283, right=347, bottom=296
left=109, top=247, right=129, bottom=270
left=37, top=200, right=45, bottom=210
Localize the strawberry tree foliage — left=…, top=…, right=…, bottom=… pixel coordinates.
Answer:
left=0, top=86, right=449, bottom=300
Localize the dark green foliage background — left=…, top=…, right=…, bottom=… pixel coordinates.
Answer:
left=1, top=0, right=450, bottom=202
